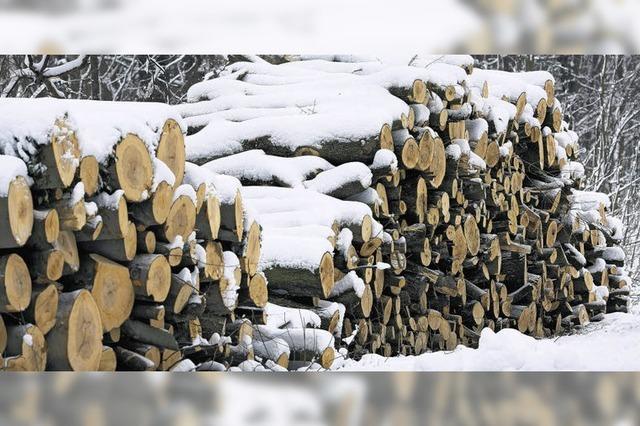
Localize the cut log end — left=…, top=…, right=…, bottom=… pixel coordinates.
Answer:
left=202, top=194, right=221, bottom=240
left=124, top=222, right=138, bottom=261
left=401, top=137, right=420, bottom=169
left=43, top=208, right=60, bottom=244
left=428, top=137, right=446, bottom=188
left=379, top=124, right=393, bottom=150
left=248, top=272, right=268, bottom=308
left=88, top=254, right=135, bottom=332
left=0, top=254, right=32, bottom=312
left=320, top=252, right=336, bottom=299
left=47, top=289, right=103, bottom=371
left=412, top=79, right=428, bottom=104
left=66, top=291, right=103, bottom=370
left=52, top=119, right=81, bottom=188
left=130, top=254, right=171, bottom=303
left=204, top=241, right=224, bottom=281
left=464, top=215, right=480, bottom=256
left=98, top=346, right=117, bottom=371
left=115, top=134, right=154, bottom=202
left=156, top=119, right=186, bottom=186
left=244, top=221, right=262, bottom=276
left=139, top=230, right=157, bottom=254
left=544, top=80, right=555, bottom=106
left=152, top=180, right=175, bottom=226
left=360, top=214, right=373, bottom=243
left=320, top=346, right=335, bottom=369
left=276, top=352, right=290, bottom=369
left=56, top=230, right=80, bottom=274
left=5, top=176, right=34, bottom=248
left=5, top=324, right=47, bottom=371
left=46, top=250, right=65, bottom=282
left=79, top=156, right=100, bottom=197
left=163, top=195, right=197, bottom=243
left=232, top=191, right=244, bottom=242
left=361, top=284, right=373, bottom=318
left=30, top=284, right=59, bottom=335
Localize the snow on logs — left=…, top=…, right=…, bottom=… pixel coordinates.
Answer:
left=0, top=56, right=631, bottom=370
left=0, top=97, right=270, bottom=371
left=173, top=57, right=629, bottom=366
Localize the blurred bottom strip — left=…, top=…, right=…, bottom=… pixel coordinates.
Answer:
left=0, top=372, right=637, bottom=426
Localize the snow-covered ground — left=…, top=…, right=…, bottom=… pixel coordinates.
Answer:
left=340, top=288, right=640, bottom=371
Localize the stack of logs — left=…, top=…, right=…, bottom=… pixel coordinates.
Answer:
left=178, top=56, right=632, bottom=370
left=0, top=100, right=260, bottom=371
left=0, top=56, right=631, bottom=371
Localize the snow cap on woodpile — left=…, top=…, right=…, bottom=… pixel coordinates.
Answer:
left=202, top=150, right=332, bottom=187
left=0, top=98, right=185, bottom=163
left=0, top=155, right=32, bottom=196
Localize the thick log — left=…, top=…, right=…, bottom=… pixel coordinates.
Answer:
left=155, top=189, right=197, bottom=243
left=66, top=254, right=134, bottom=332
left=0, top=176, right=33, bottom=249
left=79, top=221, right=137, bottom=262
left=120, top=319, right=179, bottom=350
left=0, top=254, right=31, bottom=313
left=263, top=251, right=334, bottom=298
left=91, top=191, right=129, bottom=240
left=46, top=289, right=103, bottom=371
left=27, top=209, right=59, bottom=250
left=105, top=134, right=154, bottom=202
left=130, top=181, right=174, bottom=229
left=254, top=325, right=335, bottom=369
left=156, top=119, right=186, bottom=186
left=24, top=249, right=64, bottom=282
left=114, top=346, right=156, bottom=371
left=4, top=324, right=47, bottom=371
left=97, top=345, right=117, bottom=371
left=23, top=283, right=58, bottom=335
left=128, top=254, right=172, bottom=303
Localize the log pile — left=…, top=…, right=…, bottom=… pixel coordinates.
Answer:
left=0, top=55, right=631, bottom=371
left=177, top=56, right=631, bottom=370
left=0, top=99, right=258, bottom=371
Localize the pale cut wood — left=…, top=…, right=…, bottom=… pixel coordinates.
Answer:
left=28, top=209, right=59, bottom=250
left=263, top=251, right=335, bottom=298
left=159, top=195, right=196, bottom=243
left=79, top=155, right=100, bottom=197
left=98, top=346, right=117, bottom=371
left=110, top=134, right=154, bottom=202
left=129, top=180, right=174, bottom=228
left=4, top=324, right=47, bottom=371
left=24, top=283, right=59, bottom=335
left=46, top=289, right=103, bottom=371
left=194, top=192, right=221, bottom=240
left=32, top=118, right=81, bottom=189
left=0, top=254, right=31, bottom=313
left=0, top=176, right=34, bottom=248
left=128, top=254, right=172, bottom=303
left=79, top=221, right=137, bottom=262
left=68, top=254, right=135, bottom=332
left=156, top=119, right=186, bottom=186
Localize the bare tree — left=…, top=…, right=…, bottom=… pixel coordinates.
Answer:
left=476, top=55, right=640, bottom=281
left=0, top=55, right=227, bottom=103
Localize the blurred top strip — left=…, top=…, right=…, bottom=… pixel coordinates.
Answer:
left=0, top=0, right=637, bottom=53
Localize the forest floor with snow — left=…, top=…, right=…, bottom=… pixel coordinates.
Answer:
left=339, top=284, right=640, bottom=371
